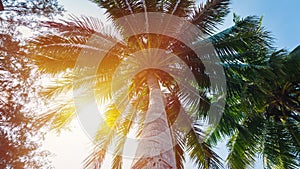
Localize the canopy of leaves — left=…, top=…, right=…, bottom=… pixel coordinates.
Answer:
left=0, top=0, right=64, bottom=168
left=0, top=23, right=51, bottom=169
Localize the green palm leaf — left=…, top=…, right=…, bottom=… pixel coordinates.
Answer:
left=190, top=0, right=230, bottom=35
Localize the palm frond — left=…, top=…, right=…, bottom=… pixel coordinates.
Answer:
left=93, top=0, right=195, bottom=19
left=226, top=114, right=265, bottom=169
left=29, top=16, right=121, bottom=74
left=37, top=80, right=99, bottom=132
left=190, top=0, right=230, bottom=35
left=174, top=109, right=224, bottom=169
left=83, top=105, right=119, bottom=169
left=36, top=98, right=75, bottom=132
left=263, top=119, right=300, bottom=169
left=164, top=0, right=194, bottom=17
left=111, top=106, right=137, bottom=169
left=84, top=101, right=138, bottom=169
left=186, top=128, right=224, bottom=169
left=210, top=15, right=273, bottom=64
left=92, top=0, right=136, bottom=19
left=174, top=132, right=185, bottom=169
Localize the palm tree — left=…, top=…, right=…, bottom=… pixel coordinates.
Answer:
left=28, top=0, right=298, bottom=168
left=222, top=46, right=300, bottom=168
left=206, top=15, right=300, bottom=168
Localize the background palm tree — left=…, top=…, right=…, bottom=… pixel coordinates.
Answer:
left=28, top=0, right=299, bottom=169
left=213, top=45, right=300, bottom=169
left=206, top=15, right=300, bottom=168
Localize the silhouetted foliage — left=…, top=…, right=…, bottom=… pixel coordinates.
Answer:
left=0, top=0, right=64, bottom=168
left=0, top=23, right=51, bottom=169
left=1, top=0, right=63, bottom=16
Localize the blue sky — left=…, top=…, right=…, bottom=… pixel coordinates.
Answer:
left=44, top=0, right=299, bottom=168
left=225, top=0, right=300, bottom=51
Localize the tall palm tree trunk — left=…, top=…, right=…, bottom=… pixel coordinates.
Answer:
left=131, top=73, right=176, bottom=169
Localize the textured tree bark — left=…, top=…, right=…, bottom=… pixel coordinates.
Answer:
left=0, top=0, right=4, bottom=11
left=131, top=73, right=176, bottom=169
